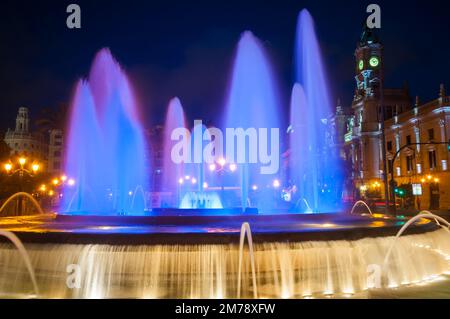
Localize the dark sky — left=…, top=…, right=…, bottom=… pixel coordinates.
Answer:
left=1, top=0, right=449, bottom=130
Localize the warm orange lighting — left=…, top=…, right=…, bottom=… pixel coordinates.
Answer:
left=4, top=163, right=12, bottom=172
left=421, top=178, right=426, bottom=183
left=39, top=184, right=46, bottom=192
left=434, top=178, right=439, bottom=183
left=18, top=157, right=26, bottom=166
left=48, top=190, right=54, bottom=196
left=32, top=163, right=40, bottom=172
left=427, top=175, right=432, bottom=180
left=52, top=178, right=59, bottom=185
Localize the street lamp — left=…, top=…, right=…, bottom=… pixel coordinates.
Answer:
left=3, top=157, right=40, bottom=177
left=3, top=157, right=41, bottom=214
left=4, top=163, right=12, bottom=173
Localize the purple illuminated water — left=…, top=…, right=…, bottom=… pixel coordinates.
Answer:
left=291, top=9, right=343, bottom=212
left=224, top=31, right=280, bottom=210
left=63, top=49, right=149, bottom=215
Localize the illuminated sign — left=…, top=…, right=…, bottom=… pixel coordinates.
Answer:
left=412, top=184, right=422, bottom=196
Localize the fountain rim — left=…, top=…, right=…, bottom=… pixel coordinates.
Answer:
left=0, top=212, right=439, bottom=245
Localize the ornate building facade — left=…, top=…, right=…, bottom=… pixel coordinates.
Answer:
left=4, top=107, right=64, bottom=174
left=335, top=27, right=450, bottom=210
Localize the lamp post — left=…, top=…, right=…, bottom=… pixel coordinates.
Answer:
left=208, top=158, right=237, bottom=200
left=3, top=157, right=40, bottom=214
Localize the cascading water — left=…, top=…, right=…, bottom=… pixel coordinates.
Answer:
left=63, top=49, right=149, bottom=215
left=224, top=31, right=280, bottom=211
left=1, top=227, right=448, bottom=298
left=291, top=9, right=344, bottom=212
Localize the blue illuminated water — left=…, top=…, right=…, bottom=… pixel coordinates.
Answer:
left=224, top=31, right=280, bottom=211
left=291, top=9, right=343, bottom=212
left=63, top=49, right=149, bottom=215
left=162, top=97, right=187, bottom=206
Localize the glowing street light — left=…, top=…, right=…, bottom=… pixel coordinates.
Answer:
left=218, top=158, right=226, bottom=167
left=434, top=178, right=439, bottom=183
left=4, top=163, right=12, bottom=173
left=229, top=163, right=237, bottom=172
left=61, top=175, right=67, bottom=182
left=252, top=184, right=258, bottom=191
left=209, top=164, right=216, bottom=172
left=39, top=184, right=47, bottom=192
left=52, top=178, right=60, bottom=186
left=191, top=178, right=197, bottom=185
left=178, top=178, right=184, bottom=185
left=273, top=179, right=280, bottom=188
left=68, top=179, right=76, bottom=186
left=203, top=182, right=208, bottom=189
left=31, top=163, right=40, bottom=173
left=18, top=157, right=26, bottom=166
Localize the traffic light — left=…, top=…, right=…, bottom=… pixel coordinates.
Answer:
left=395, top=186, right=406, bottom=197
left=448, top=139, right=450, bottom=151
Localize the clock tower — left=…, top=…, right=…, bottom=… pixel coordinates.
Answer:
left=351, top=25, right=384, bottom=185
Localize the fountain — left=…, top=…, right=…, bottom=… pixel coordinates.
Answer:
left=63, top=48, right=149, bottom=215
left=0, top=10, right=449, bottom=300
left=237, top=222, right=257, bottom=298
left=0, top=192, right=45, bottom=216
left=290, top=9, right=344, bottom=212
left=224, top=31, right=280, bottom=211
left=0, top=230, right=39, bottom=296
left=350, top=200, right=374, bottom=216
left=162, top=97, right=187, bottom=206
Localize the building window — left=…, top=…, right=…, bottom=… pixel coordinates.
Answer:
left=387, top=141, right=392, bottom=151
left=388, top=160, right=393, bottom=174
left=428, top=128, right=435, bottom=141
left=406, top=135, right=411, bottom=145
left=416, top=163, right=422, bottom=174
left=53, top=162, right=60, bottom=170
left=396, top=167, right=401, bottom=176
left=442, top=160, right=448, bottom=171
left=406, top=155, right=414, bottom=172
left=428, top=150, right=437, bottom=169
left=54, top=151, right=61, bottom=157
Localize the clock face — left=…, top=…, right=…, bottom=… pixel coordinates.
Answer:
left=358, top=60, right=364, bottom=70
left=369, top=56, right=379, bottom=67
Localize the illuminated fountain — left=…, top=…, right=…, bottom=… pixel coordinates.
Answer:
left=224, top=31, right=280, bottom=211
left=0, top=11, right=449, bottom=300
left=289, top=9, right=344, bottom=212
left=162, top=97, right=187, bottom=207
left=63, top=48, right=148, bottom=215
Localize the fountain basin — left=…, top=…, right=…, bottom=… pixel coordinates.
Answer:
left=0, top=213, right=438, bottom=245
left=0, top=213, right=449, bottom=299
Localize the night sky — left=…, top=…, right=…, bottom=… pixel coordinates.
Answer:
left=1, top=0, right=449, bottom=130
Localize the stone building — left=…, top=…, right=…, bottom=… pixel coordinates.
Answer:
left=334, top=26, right=450, bottom=210
left=4, top=107, right=64, bottom=175
left=4, top=107, right=46, bottom=160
